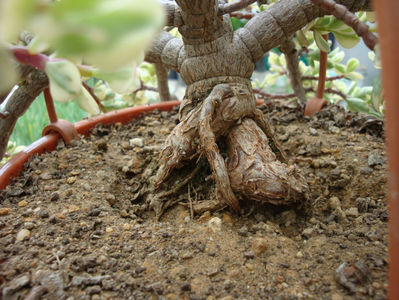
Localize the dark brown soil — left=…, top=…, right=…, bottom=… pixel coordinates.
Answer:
left=0, top=102, right=388, bottom=300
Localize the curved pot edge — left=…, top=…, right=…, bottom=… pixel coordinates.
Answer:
left=0, top=100, right=181, bottom=191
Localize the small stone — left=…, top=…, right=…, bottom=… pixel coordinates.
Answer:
left=86, top=285, right=102, bottom=295
left=220, top=296, right=233, bottom=300
left=50, top=192, right=60, bottom=201
left=129, top=138, right=144, bottom=147
left=207, top=217, right=222, bottom=233
left=329, top=126, right=340, bottom=134
left=296, top=251, right=304, bottom=258
left=359, top=167, right=373, bottom=175
left=16, top=229, right=31, bottom=241
left=245, top=263, right=254, bottom=271
left=331, top=293, right=343, bottom=300
left=18, top=200, right=28, bottom=207
left=105, top=194, right=115, bottom=206
left=238, top=225, right=248, bottom=236
left=251, top=238, right=269, bottom=255
left=67, top=177, right=77, bottom=184
left=345, top=207, right=359, bottom=218
left=2, top=275, right=30, bottom=297
left=181, top=282, right=191, bottom=291
left=243, top=251, right=255, bottom=259
left=122, top=223, right=130, bottom=231
left=329, top=197, right=341, bottom=210
left=368, top=153, right=385, bottom=167
left=302, top=227, right=314, bottom=239
left=0, top=208, right=9, bottom=215
left=198, top=211, right=211, bottom=223
left=39, top=210, right=49, bottom=218
left=309, top=127, right=318, bottom=136
left=105, top=227, right=113, bottom=233
left=24, top=222, right=35, bottom=229
left=222, top=213, right=233, bottom=226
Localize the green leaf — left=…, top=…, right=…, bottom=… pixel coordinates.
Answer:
left=28, top=0, right=165, bottom=71
left=346, top=71, right=364, bottom=81
left=0, top=46, right=18, bottom=94
left=372, top=77, right=384, bottom=112
left=346, top=97, right=370, bottom=113
left=74, top=85, right=100, bottom=115
left=297, top=29, right=310, bottom=47
left=334, top=64, right=346, bottom=75
left=366, top=12, right=376, bottom=23
left=346, top=58, right=359, bottom=73
left=313, top=30, right=330, bottom=53
left=333, top=32, right=360, bottom=49
left=92, top=64, right=138, bottom=94
left=45, top=60, right=82, bottom=102
left=230, top=17, right=244, bottom=31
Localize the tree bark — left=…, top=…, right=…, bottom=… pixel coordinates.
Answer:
left=0, top=68, right=48, bottom=161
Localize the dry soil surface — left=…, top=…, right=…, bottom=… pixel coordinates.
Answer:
left=0, top=102, right=388, bottom=300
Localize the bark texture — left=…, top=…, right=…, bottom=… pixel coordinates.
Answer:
left=0, top=68, right=48, bottom=160
left=145, top=0, right=372, bottom=212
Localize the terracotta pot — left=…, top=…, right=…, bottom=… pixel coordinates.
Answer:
left=0, top=100, right=180, bottom=190
left=373, top=1, right=399, bottom=299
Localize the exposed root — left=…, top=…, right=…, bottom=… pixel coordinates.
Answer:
left=153, top=83, right=308, bottom=214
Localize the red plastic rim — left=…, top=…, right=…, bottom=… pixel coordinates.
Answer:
left=0, top=100, right=181, bottom=190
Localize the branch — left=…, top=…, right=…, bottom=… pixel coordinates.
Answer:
left=218, top=0, right=257, bottom=15
left=144, top=31, right=184, bottom=73
left=302, top=75, right=345, bottom=81
left=235, top=0, right=373, bottom=63
left=279, top=38, right=307, bottom=105
left=310, top=0, right=377, bottom=50
left=229, top=11, right=255, bottom=19
left=253, top=86, right=347, bottom=100
left=82, top=82, right=107, bottom=113
left=0, top=68, right=48, bottom=161
left=154, top=63, right=171, bottom=101
left=133, top=80, right=158, bottom=94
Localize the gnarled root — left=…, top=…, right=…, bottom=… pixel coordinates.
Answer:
left=227, top=118, right=308, bottom=204
left=153, top=83, right=308, bottom=213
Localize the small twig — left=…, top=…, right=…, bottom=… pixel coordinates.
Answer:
left=253, top=86, right=347, bottom=100
left=52, top=250, right=62, bottom=269
left=218, top=0, right=257, bottom=15
left=302, top=75, right=345, bottom=81
left=229, top=11, right=255, bottom=19
left=82, top=82, right=106, bottom=113
left=188, top=185, right=194, bottom=219
left=133, top=80, right=158, bottom=94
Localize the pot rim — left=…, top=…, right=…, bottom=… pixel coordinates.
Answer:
left=0, top=100, right=181, bottom=190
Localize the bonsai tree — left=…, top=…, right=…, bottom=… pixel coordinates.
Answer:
left=143, top=0, right=375, bottom=213
left=0, top=0, right=376, bottom=214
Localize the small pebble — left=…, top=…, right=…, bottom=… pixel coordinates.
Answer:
left=105, top=227, right=113, bottom=233
left=123, top=223, right=130, bottom=231
left=0, top=208, right=9, bottom=215
left=208, top=217, right=222, bottom=233
left=67, top=177, right=77, bottom=184
left=129, top=138, right=144, bottom=147
left=18, top=200, right=28, bottom=207
left=16, top=229, right=31, bottom=241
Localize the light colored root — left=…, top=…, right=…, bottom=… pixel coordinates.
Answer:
left=198, top=84, right=241, bottom=212
left=227, top=118, right=308, bottom=205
